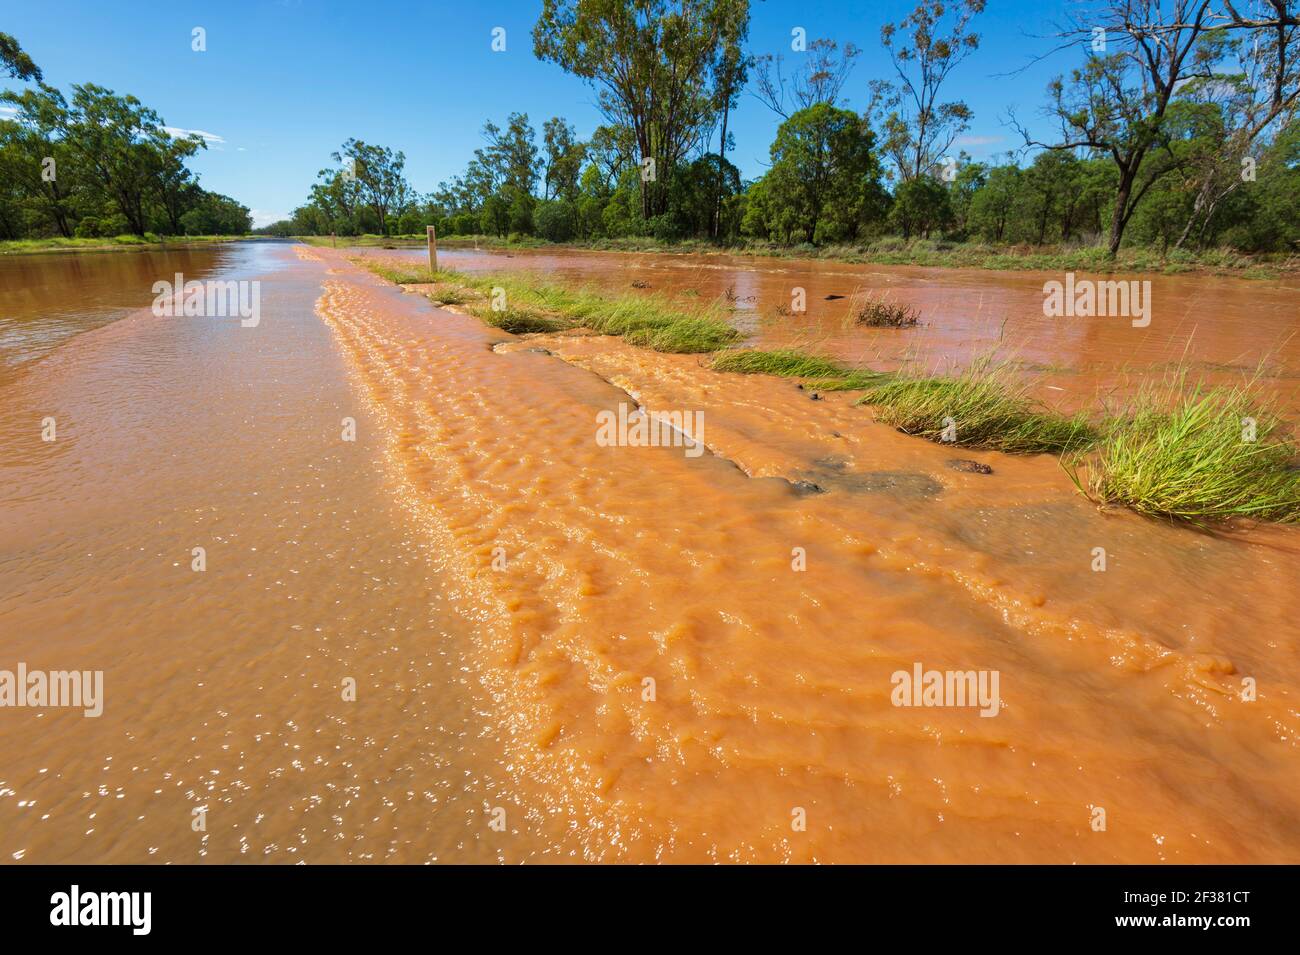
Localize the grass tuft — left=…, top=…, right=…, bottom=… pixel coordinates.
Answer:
left=473, top=306, right=567, bottom=335
left=849, top=290, right=920, bottom=328
left=859, top=359, right=1096, bottom=454
left=1066, top=378, right=1300, bottom=524
left=623, top=317, right=741, bottom=353
left=353, top=256, right=738, bottom=353
left=710, top=348, right=887, bottom=390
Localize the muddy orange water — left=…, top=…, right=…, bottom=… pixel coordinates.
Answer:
left=1, top=241, right=1297, bottom=863
left=388, top=244, right=1300, bottom=413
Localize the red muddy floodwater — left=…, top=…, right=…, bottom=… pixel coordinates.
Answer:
left=1, top=241, right=1297, bottom=863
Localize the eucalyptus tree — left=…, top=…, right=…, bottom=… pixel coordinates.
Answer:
left=533, top=0, right=751, bottom=220
left=1024, top=0, right=1298, bottom=255
left=868, top=0, right=986, bottom=183
left=332, top=138, right=412, bottom=235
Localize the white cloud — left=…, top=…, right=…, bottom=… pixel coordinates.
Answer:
left=250, top=209, right=286, bottom=228
left=162, top=126, right=225, bottom=144
left=955, top=135, right=1003, bottom=147
left=0, top=106, right=17, bottom=117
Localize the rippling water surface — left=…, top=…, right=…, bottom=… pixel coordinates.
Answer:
left=1, top=241, right=1296, bottom=863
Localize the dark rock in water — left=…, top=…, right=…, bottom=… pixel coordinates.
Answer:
left=812, top=456, right=848, bottom=472
left=809, top=392, right=822, bottom=400
left=631, top=280, right=651, bottom=289
left=522, top=347, right=552, bottom=356
left=795, top=383, right=804, bottom=390
left=947, top=459, right=994, bottom=475
left=791, top=480, right=826, bottom=496
left=830, top=430, right=843, bottom=438
left=830, top=470, right=944, bottom=498
left=824, top=294, right=846, bottom=300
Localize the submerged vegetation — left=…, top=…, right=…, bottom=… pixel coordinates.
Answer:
left=352, top=256, right=740, bottom=354
left=1066, top=379, right=1300, bottom=524
left=857, top=362, right=1097, bottom=454
left=0, top=234, right=255, bottom=255
left=848, top=289, right=921, bottom=327
left=354, top=262, right=1299, bottom=526
left=709, top=348, right=887, bottom=391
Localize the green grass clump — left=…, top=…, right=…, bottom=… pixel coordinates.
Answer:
left=858, top=360, right=1096, bottom=454
left=1066, top=380, right=1300, bottom=524
left=623, top=317, right=741, bottom=353
left=354, top=257, right=736, bottom=352
left=474, top=306, right=566, bottom=335
left=429, top=286, right=471, bottom=305
left=361, top=261, right=438, bottom=285
left=709, top=348, right=887, bottom=390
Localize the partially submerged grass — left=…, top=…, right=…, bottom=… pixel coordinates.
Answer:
left=360, top=260, right=440, bottom=285
left=473, top=306, right=568, bottom=335
left=624, top=318, right=741, bottom=353
left=404, top=233, right=1295, bottom=278
left=351, top=253, right=1300, bottom=524
left=429, top=286, right=470, bottom=305
left=849, top=290, right=920, bottom=328
left=0, top=234, right=250, bottom=255
left=858, top=359, right=1097, bottom=454
left=709, top=348, right=888, bottom=391
left=352, top=256, right=739, bottom=353
left=1066, top=378, right=1300, bottom=524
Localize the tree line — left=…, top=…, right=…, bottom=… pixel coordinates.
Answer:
left=0, top=32, right=251, bottom=240
left=269, top=0, right=1299, bottom=256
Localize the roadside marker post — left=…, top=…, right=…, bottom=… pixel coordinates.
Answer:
left=427, top=225, right=438, bottom=276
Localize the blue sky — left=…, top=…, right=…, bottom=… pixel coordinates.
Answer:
left=3, top=0, right=1077, bottom=225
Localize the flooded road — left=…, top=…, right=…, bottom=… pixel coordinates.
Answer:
left=2, top=241, right=1298, bottom=863
left=0, top=245, right=241, bottom=379
left=391, top=245, right=1300, bottom=413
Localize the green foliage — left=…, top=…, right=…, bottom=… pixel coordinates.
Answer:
left=534, top=199, right=579, bottom=241
left=753, top=103, right=886, bottom=243
left=180, top=193, right=252, bottom=236
left=888, top=175, right=953, bottom=239
left=859, top=360, right=1097, bottom=454
left=0, top=76, right=246, bottom=239
left=1066, top=378, right=1300, bottom=524
left=0, top=31, right=42, bottom=82
left=710, top=348, right=886, bottom=390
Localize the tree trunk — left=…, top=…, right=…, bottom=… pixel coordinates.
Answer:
left=1107, top=173, right=1135, bottom=256
left=712, top=103, right=729, bottom=241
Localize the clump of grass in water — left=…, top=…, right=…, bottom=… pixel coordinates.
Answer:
left=473, top=306, right=567, bottom=335
left=624, top=317, right=741, bottom=353
left=357, top=260, right=440, bottom=285
left=354, top=257, right=737, bottom=353
left=1066, top=377, right=1300, bottom=524
left=849, top=289, right=920, bottom=328
left=859, top=358, right=1096, bottom=454
left=430, top=286, right=470, bottom=305
left=710, top=348, right=887, bottom=391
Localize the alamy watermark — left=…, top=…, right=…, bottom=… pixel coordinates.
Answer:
left=595, top=402, right=704, bottom=458
left=0, top=663, right=103, bottom=717
left=50, top=885, right=150, bottom=935
left=1042, top=272, right=1151, bottom=328
left=151, top=273, right=261, bottom=327
left=891, top=662, right=1001, bottom=717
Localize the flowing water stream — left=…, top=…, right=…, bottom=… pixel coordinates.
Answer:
left=1, top=241, right=1296, bottom=863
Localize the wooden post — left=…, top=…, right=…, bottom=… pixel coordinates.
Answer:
left=331, top=231, right=336, bottom=248
left=426, top=225, right=438, bottom=276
